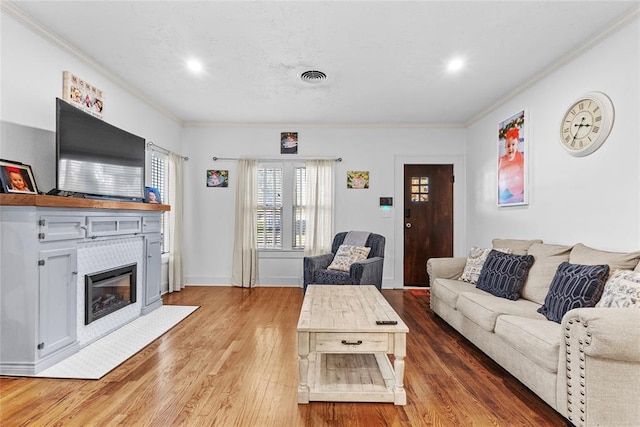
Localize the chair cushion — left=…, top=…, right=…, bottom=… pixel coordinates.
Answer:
left=495, top=315, right=561, bottom=373
left=313, top=269, right=356, bottom=285
left=537, top=262, right=609, bottom=323
left=475, top=250, right=535, bottom=300
left=596, top=269, right=640, bottom=308
left=327, top=245, right=371, bottom=272
left=492, top=238, right=543, bottom=255
left=522, top=243, right=573, bottom=305
left=456, top=292, right=544, bottom=332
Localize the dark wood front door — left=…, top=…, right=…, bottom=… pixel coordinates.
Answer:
left=403, top=164, right=454, bottom=286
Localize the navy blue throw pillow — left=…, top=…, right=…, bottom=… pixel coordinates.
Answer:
left=537, top=262, right=610, bottom=323
left=475, top=250, right=535, bottom=300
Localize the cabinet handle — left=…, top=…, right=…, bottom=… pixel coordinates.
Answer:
left=72, top=271, right=78, bottom=275
left=341, top=340, right=363, bottom=346
left=79, top=225, right=88, bottom=231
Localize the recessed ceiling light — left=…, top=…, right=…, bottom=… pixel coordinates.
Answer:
left=447, top=57, right=465, bottom=73
left=187, top=59, right=203, bottom=73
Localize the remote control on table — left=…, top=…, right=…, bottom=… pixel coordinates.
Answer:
left=375, top=320, right=398, bottom=325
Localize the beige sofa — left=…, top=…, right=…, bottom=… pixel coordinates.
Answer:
left=427, top=239, right=640, bottom=427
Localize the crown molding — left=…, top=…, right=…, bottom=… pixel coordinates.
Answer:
left=1, top=1, right=184, bottom=126
left=464, top=6, right=640, bottom=127
left=183, top=121, right=466, bottom=129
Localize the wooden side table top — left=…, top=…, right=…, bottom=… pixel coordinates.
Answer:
left=297, top=285, right=408, bottom=333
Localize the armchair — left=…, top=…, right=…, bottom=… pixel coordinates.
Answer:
left=303, top=232, right=385, bottom=293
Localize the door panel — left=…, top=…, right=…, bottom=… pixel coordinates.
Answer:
left=403, top=164, right=453, bottom=286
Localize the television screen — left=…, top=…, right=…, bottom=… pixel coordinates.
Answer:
left=56, top=98, right=145, bottom=199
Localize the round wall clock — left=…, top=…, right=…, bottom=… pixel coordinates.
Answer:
left=559, top=91, right=615, bottom=157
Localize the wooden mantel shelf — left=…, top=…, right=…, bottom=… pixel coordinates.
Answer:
left=0, top=194, right=170, bottom=211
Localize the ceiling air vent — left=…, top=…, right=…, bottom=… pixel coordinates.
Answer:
left=300, top=70, right=327, bottom=84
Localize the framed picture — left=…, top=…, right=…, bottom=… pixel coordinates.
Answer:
left=497, top=110, right=528, bottom=206
left=347, top=171, right=369, bottom=189
left=63, top=71, right=104, bottom=119
left=0, top=160, right=38, bottom=194
left=207, top=170, right=228, bottom=187
left=144, top=186, right=161, bottom=204
left=281, top=132, right=298, bottom=154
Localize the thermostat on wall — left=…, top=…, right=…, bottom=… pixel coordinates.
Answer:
left=379, top=197, right=393, bottom=206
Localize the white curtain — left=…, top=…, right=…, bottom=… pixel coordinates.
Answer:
left=231, top=159, right=259, bottom=287
left=304, top=160, right=334, bottom=256
left=168, top=152, right=184, bottom=292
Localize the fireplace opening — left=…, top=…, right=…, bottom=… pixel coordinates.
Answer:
left=85, top=263, right=137, bottom=325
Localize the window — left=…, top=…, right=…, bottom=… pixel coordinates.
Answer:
left=257, top=167, right=283, bottom=249
left=257, top=163, right=306, bottom=250
left=150, top=152, right=169, bottom=253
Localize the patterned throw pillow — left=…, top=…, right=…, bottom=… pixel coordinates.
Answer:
left=538, top=262, right=610, bottom=323
left=461, top=247, right=512, bottom=284
left=596, top=270, right=640, bottom=308
left=327, top=245, right=371, bottom=272
left=475, top=250, right=535, bottom=300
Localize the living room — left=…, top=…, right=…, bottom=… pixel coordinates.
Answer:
left=1, top=1, right=639, bottom=425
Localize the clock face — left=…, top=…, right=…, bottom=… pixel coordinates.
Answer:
left=560, top=92, right=614, bottom=157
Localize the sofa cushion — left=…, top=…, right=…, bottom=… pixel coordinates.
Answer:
left=495, top=315, right=561, bottom=373
left=460, top=247, right=512, bottom=284
left=569, top=243, right=640, bottom=273
left=522, top=243, right=573, bottom=305
left=431, top=278, right=487, bottom=308
left=596, top=269, right=640, bottom=308
left=475, top=251, right=535, bottom=300
left=327, top=245, right=370, bottom=272
left=538, top=262, right=609, bottom=323
left=456, top=292, right=545, bottom=332
left=492, top=238, right=543, bottom=255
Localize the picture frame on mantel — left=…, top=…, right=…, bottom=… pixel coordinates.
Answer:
left=0, top=159, right=38, bottom=194
left=497, top=109, right=528, bottom=207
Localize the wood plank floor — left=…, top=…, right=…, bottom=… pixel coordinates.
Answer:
left=0, top=286, right=567, bottom=426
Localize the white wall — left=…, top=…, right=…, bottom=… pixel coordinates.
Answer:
left=0, top=12, right=184, bottom=177
left=181, top=125, right=466, bottom=288
left=466, top=16, right=640, bottom=252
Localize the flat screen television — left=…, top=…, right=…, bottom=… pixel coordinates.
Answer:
left=56, top=98, right=145, bottom=200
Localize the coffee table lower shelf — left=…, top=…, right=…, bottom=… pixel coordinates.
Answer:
left=304, top=352, right=404, bottom=404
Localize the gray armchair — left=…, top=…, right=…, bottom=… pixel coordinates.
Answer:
left=303, top=232, right=385, bottom=293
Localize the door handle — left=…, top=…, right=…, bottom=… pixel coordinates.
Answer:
left=405, top=223, right=412, bottom=228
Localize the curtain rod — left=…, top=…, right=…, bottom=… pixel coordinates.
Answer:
left=212, top=156, right=342, bottom=162
left=147, top=141, right=189, bottom=160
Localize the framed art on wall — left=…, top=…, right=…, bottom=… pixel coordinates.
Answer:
left=347, top=171, right=369, bottom=189
left=207, top=170, right=228, bottom=187
left=497, top=110, right=527, bottom=206
left=281, top=132, right=298, bottom=154
left=0, top=160, right=38, bottom=194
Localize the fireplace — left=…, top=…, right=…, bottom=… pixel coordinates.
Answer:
left=85, top=263, right=137, bottom=325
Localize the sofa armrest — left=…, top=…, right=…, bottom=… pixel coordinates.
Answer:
left=350, top=257, right=384, bottom=290
left=560, top=308, right=640, bottom=426
left=303, top=253, right=334, bottom=287
left=426, top=257, right=466, bottom=285
left=563, top=307, right=640, bottom=363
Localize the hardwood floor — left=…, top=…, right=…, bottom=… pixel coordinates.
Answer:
left=0, top=286, right=567, bottom=426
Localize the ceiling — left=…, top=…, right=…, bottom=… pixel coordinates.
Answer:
left=7, top=1, right=640, bottom=126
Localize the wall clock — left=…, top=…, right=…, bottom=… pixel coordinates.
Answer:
left=559, top=91, right=614, bottom=157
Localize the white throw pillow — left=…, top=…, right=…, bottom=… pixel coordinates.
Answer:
left=327, top=245, right=371, bottom=272
left=595, top=269, right=640, bottom=308
left=460, top=247, right=512, bottom=284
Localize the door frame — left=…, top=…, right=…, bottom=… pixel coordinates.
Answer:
left=393, top=155, right=466, bottom=288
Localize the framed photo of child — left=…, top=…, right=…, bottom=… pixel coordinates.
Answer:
left=144, top=186, right=161, bottom=204
left=497, top=110, right=528, bottom=206
left=0, top=160, right=38, bottom=194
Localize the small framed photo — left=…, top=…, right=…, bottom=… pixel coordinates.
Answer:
left=347, top=171, right=369, bottom=189
left=207, top=170, right=228, bottom=187
left=0, top=160, right=38, bottom=194
left=144, top=186, right=161, bottom=204
left=281, top=132, right=298, bottom=154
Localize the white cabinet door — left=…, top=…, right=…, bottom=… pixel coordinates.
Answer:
left=143, top=235, right=162, bottom=314
left=38, top=247, right=77, bottom=358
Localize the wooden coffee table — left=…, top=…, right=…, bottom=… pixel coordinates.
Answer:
left=297, top=285, right=409, bottom=405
